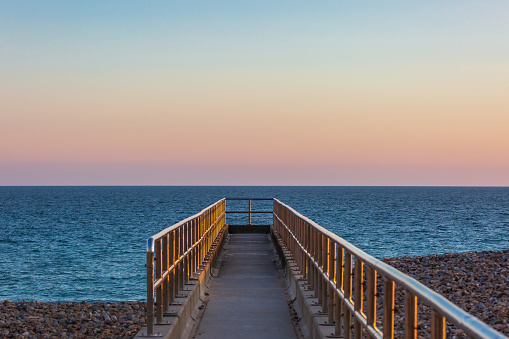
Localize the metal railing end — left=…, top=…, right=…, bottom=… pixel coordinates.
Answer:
left=147, top=237, right=155, bottom=252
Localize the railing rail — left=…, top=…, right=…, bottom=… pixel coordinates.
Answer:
left=145, top=199, right=227, bottom=336
left=225, top=197, right=273, bottom=225
left=272, top=199, right=506, bottom=339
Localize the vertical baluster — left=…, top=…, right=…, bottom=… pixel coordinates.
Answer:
left=307, top=222, right=311, bottom=286
left=294, top=215, right=297, bottom=259
left=206, top=210, right=210, bottom=251
left=366, top=266, right=377, bottom=338
left=186, top=221, right=191, bottom=283
left=162, top=234, right=169, bottom=313
left=431, top=309, right=446, bottom=339
left=273, top=200, right=276, bottom=229
left=292, top=213, right=296, bottom=259
left=300, top=219, right=304, bottom=277
left=189, top=220, right=193, bottom=278
left=155, top=240, right=163, bottom=324
left=146, top=248, right=155, bottom=335
left=344, top=251, right=352, bottom=339
left=335, top=244, right=344, bottom=336
left=312, top=229, right=317, bottom=300
left=193, top=218, right=200, bottom=273
left=248, top=199, right=252, bottom=224
left=169, top=231, right=175, bottom=304
left=286, top=210, right=289, bottom=248
left=354, top=258, right=364, bottom=339
left=322, top=234, right=328, bottom=313
left=288, top=213, right=292, bottom=255
left=328, top=238, right=335, bottom=325
left=199, top=216, right=203, bottom=266
left=178, top=227, right=184, bottom=291
left=317, top=231, right=322, bottom=304
left=383, top=277, right=395, bottom=339
left=405, top=291, right=417, bottom=339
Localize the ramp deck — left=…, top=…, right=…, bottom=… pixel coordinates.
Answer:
left=192, top=233, right=298, bottom=339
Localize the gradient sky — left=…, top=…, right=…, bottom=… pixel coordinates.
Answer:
left=1, top=1, right=508, bottom=185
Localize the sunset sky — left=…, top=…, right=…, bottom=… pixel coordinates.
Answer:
left=1, top=1, right=508, bottom=185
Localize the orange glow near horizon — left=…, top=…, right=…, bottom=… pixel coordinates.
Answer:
left=1, top=2, right=509, bottom=185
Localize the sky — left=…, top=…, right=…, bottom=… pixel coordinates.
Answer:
left=1, top=1, right=508, bottom=186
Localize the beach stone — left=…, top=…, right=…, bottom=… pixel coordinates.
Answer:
left=383, top=249, right=509, bottom=337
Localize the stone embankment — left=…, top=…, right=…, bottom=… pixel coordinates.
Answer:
left=0, top=250, right=507, bottom=338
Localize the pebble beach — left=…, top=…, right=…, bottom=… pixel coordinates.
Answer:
left=0, top=301, right=146, bottom=338
left=1, top=249, right=508, bottom=338
left=383, top=249, right=509, bottom=337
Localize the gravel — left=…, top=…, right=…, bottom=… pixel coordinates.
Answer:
left=381, top=249, right=509, bottom=337
left=0, top=301, right=146, bottom=338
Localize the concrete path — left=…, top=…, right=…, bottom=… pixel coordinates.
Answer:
left=193, top=234, right=298, bottom=339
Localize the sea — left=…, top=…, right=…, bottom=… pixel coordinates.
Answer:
left=1, top=186, right=508, bottom=303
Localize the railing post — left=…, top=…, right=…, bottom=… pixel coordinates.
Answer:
left=432, top=309, right=446, bottom=339
left=248, top=199, right=252, bottom=224
left=322, top=233, right=328, bottom=313
left=335, top=243, right=343, bottom=337
left=162, top=234, right=170, bottom=314
left=354, top=258, right=363, bottom=339
left=344, top=251, right=353, bottom=339
left=328, top=238, right=335, bottom=325
left=199, top=216, right=203, bottom=267
left=185, top=221, right=190, bottom=284
left=405, top=290, right=417, bottom=339
left=178, top=227, right=183, bottom=291
left=146, top=249, right=155, bottom=336
left=366, top=266, right=377, bottom=338
left=169, top=231, right=175, bottom=304
left=313, top=229, right=319, bottom=298
left=384, top=277, right=395, bottom=339
left=155, top=240, right=163, bottom=324
left=273, top=200, right=276, bottom=230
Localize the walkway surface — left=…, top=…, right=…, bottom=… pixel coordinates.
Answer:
left=193, top=233, right=298, bottom=339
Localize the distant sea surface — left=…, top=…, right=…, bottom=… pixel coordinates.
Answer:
left=1, top=186, right=508, bottom=302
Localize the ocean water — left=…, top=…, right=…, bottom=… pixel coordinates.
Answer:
left=0, top=186, right=508, bottom=302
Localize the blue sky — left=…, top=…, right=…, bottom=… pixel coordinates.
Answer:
left=1, top=1, right=508, bottom=185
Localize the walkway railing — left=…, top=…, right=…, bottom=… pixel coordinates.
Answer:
left=272, top=199, right=505, bottom=339
left=225, top=197, right=273, bottom=225
left=145, top=199, right=227, bottom=336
